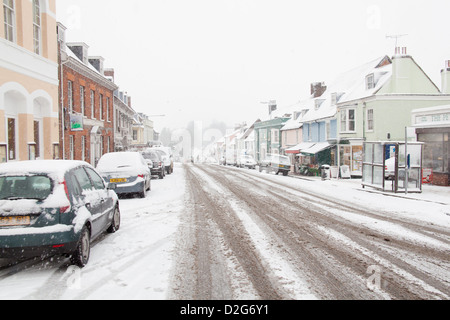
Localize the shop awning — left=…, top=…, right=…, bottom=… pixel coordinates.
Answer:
left=301, top=142, right=332, bottom=156
left=286, top=142, right=316, bottom=154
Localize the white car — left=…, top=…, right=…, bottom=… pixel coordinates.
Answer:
left=96, top=152, right=151, bottom=198
left=237, top=155, right=257, bottom=169
left=385, top=157, right=396, bottom=180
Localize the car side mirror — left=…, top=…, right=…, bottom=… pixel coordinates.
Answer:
left=107, top=183, right=116, bottom=190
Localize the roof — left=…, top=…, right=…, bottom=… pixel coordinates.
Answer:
left=301, top=56, right=392, bottom=123
left=64, top=44, right=118, bottom=91
left=0, top=160, right=92, bottom=180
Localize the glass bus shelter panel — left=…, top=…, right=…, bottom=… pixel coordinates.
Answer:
left=396, top=143, right=423, bottom=193
left=362, top=142, right=387, bottom=190
left=373, top=144, right=385, bottom=164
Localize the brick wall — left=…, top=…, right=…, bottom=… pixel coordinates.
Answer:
left=59, top=66, right=115, bottom=164
left=433, top=172, right=449, bottom=186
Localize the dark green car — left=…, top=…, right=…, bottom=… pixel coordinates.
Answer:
left=0, top=160, right=120, bottom=267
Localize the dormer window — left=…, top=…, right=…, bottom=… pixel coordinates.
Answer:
left=366, top=73, right=375, bottom=90
left=315, top=99, right=325, bottom=110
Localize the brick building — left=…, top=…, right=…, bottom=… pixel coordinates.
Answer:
left=57, top=23, right=118, bottom=166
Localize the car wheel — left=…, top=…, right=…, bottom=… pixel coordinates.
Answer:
left=71, top=226, right=90, bottom=268
left=139, top=185, right=147, bottom=198
left=107, top=206, right=121, bottom=233
left=159, top=171, right=164, bottom=179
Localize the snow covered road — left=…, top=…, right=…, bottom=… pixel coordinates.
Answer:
left=171, top=164, right=450, bottom=300
left=0, top=163, right=449, bottom=300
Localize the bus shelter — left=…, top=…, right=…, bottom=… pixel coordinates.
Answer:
left=362, top=141, right=424, bottom=193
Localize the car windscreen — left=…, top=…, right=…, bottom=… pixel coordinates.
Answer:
left=142, top=152, right=159, bottom=161
left=0, top=175, right=53, bottom=201
left=279, top=157, right=291, bottom=165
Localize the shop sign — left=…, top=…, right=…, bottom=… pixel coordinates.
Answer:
left=70, top=114, right=84, bottom=132
left=422, top=168, right=433, bottom=184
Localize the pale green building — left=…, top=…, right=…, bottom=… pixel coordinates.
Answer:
left=336, top=50, right=450, bottom=176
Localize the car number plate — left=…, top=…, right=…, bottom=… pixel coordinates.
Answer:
left=0, top=216, right=31, bottom=227
left=110, top=178, right=127, bottom=183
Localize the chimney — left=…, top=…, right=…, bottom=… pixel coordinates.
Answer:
left=394, top=47, right=408, bottom=57
left=57, top=22, right=67, bottom=51
left=390, top=47, right=412, bottom=93
left=311, top=82, right=327, bottom=98
left=88, top=56, right=105, bottom=75
left=441, top=60, right=450, bottom=93
left=127, top=96, right=132, bottom=108
left=104, top=68, right=115, bottom=82
left=67, top=42, right=89, bottom=65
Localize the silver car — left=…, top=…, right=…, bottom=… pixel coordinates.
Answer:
left=96, top=152, right=151, bottom=198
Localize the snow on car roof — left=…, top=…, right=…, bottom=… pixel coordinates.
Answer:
left=0, top=160, right=91, bottom=180
left=96, top=152, right=144, bottom=169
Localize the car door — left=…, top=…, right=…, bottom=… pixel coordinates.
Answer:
left=72, top=167, right=104, bottom=239
left=85, top=167, right=115, bottom=232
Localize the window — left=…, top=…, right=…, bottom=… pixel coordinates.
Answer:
left=68, top=81, right=73, bottom=113
left=366, top=74, right=375, bottom=90
left=3, top=0, right=15, bottom=42
left=367, top=109, right=374, bottom=131
left=69, top=136, right=74, bottom=160
left=81, top=136, right=86, bottom=162
left=271, top=129, right=279, bottom=143
left=99, top=94, right=104, bottom=120
left=90, top=90, right=95, bottom=119
left=106, top=97, right=110, bottom=121
left=32, top=0, right=41, bottom=54
left=341, top=109, right=356, bottom=132
left=34, top=121, right=40, bottom=158
left=80, top=86, right=85, bottom=116
left=85, top=167, right=105, bottom=190
left=7, top=118, right=15, bottom=160
left=73, top=168, right=92, bottom=191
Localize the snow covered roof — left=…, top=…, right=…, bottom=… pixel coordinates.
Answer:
left=301, top=56, right=392, bottom=123
left=64, top=43, right=118, bottom=91
left=0, top=160, right=92, bottom=181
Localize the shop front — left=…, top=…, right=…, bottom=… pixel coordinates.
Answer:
left=412, top=105, right=450, bottom=186
left=338, top=140, right=364, bottom=177
left=298, top=142, right=336, bottom=176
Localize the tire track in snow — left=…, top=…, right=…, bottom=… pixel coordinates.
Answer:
left=203, top=164, right=450, bottom=299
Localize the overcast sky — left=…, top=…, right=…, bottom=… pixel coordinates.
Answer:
left=56, top=0, right=450, bottom=131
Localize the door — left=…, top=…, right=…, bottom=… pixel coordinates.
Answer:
left=72, top=167, right=104, bottom=239
left=85, top=167, right=114, bottom=232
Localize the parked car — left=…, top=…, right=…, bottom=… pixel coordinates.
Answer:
left=96, top=152, right=151, bottom=198
left=142, top=150, right=165, bottom=179
left=385, top=157, right=396, bottom=180
left=0, top=160, right=120, bottom=267
left=151, top=147, right=174, bottom=174
left=259, top=154, right=291, bottom=176
left=237, top=155, right=257, bottom=169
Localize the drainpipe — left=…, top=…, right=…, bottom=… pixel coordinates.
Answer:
left=363, top=102, right=366, bottom=141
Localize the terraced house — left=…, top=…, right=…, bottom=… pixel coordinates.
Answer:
left=57, top=23, right=118, bottom=166
left=0, top=0, right=59, bottom=162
